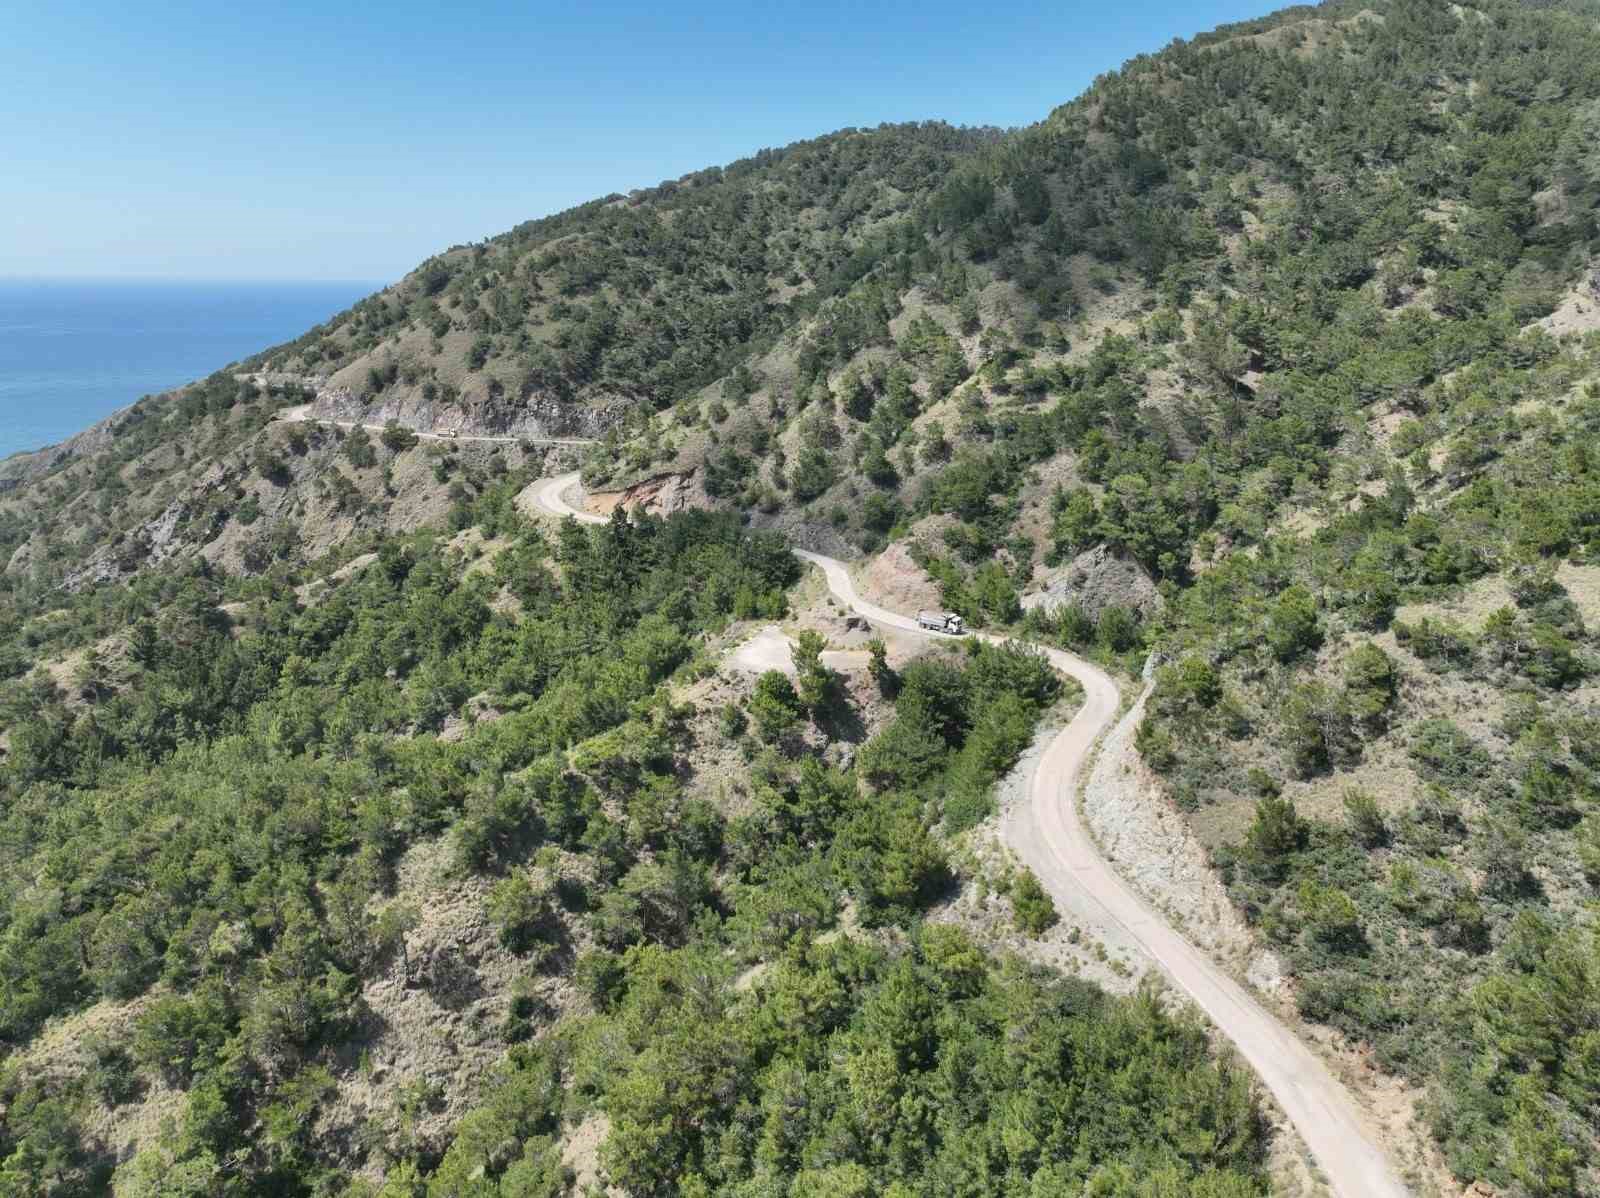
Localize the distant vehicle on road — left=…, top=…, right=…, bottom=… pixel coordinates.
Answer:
left=916, top=610, right=965, bottom=634
left=438, top=429, right=458, bottom=439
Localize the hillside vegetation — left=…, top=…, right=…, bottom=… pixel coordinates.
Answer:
left=0, top=497, right=1269, bottom=1196
left=6, top=0, right=1600, bottom=1194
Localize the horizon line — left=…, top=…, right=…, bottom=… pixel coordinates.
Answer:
left=0, top=273, right=391, bottom=287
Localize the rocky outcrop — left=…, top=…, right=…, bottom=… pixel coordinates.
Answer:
left=614, top=471, right=708, bottom=516
left=1022, top=544, right=1164, bottom=620
left=62, top=498, right=195, bottom=591
left=309, top=382, right=622, bottom=441
left=852, top=522, right=948, bottom=615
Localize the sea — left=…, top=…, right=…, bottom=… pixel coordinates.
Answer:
left=0, top=277, right=380, bottom=460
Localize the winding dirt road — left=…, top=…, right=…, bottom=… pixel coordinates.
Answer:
left=531, top=472, right=1410, bottom=1198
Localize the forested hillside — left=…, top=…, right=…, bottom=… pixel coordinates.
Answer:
left=6, top=0, right=1600, bottom=1193
left=0, top=491, right=1276, bottom=1195
left=261, top=124, right=998, bottom=425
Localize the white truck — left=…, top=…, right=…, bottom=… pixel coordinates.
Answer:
left=917, top=610, right=966, bottom=634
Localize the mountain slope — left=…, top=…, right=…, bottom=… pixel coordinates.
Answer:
left=262, top=123, right=998, bottom=431
left=9, top=0, right=1600, bottom=584
left=7, top=0, right=1600, bottom=1193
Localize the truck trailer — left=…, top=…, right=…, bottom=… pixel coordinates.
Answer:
left=916, top=610, right=966, bottom=634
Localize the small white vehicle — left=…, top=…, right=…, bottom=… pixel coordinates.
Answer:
left=438, top=429, right=459, bottom=440
left=917, top=610, right=966, bottom=634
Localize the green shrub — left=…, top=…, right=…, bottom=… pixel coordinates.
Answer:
left=790, top=446, right=836, bottom=501
left=1266, top=585, right=1321, bottom=663
left=85, top=1035, right=143, bottom=1108
left=343, top=426, right=377, bottom=468
left=1342, top=789, right=1389, bottom=848
left=790, top=630, right=837, bottom=716
left=1409, top=719, right=1490, bottom=787
left=381, top=422, right=419, bottom=452
left=1010, top=867, right=1059, bottom=935
left=1576, top=815, right=1600, bottom=887
left=1242, top=795, right=1306, bottom=882
left=1342, top=643, right=1397, bottom=730
left=749, top=671, right=802, bottom=742
left=1297, top=880, right=1365, bottom=954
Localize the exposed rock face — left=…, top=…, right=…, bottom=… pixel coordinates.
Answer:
left=6, top=538, right=36, bottom=574
left=606, top=471, right=710, bottom=517
left=1023, top=544, right=1164, bottom=620
left=309, top=383, right=621, bottom=440
left=60, top=493, right=199, bottom=591
left=854, top=527, right=946, bottom=614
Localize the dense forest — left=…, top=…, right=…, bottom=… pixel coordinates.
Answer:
left=7, top=0, right=1600, bottom=1192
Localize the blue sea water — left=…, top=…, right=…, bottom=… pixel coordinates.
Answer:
left=0, top=277, right=379, bottom=459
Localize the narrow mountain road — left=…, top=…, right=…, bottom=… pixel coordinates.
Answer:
left=274, top=403, right=597, bottom=447
left=531, top=471, right=1411, bottom=1198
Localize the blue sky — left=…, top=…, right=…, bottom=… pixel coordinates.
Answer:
left=3, top=0, right=1278, bottom=283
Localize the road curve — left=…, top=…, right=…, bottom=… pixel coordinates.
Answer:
left=531, top=472, right=1410, bottom=1198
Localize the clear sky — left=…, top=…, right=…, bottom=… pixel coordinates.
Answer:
left=3, top=0, right=1279, bottom=284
